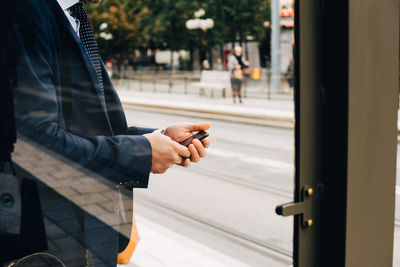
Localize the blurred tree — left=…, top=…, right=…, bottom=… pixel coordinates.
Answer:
left=219, top=0, right=270, bottom=47
left=138, top=0, right=198, bottom=69
left=86, top=0, right=144, bottom=70
left=85, top=0, right=272, bottom=70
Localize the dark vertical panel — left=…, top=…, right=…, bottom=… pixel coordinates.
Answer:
left=319, top=0, right=349, bottom=266
left=295, top=0, right=323, bottom=266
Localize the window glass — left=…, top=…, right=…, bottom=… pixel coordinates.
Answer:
left=1, top=0, right=296, bottom=266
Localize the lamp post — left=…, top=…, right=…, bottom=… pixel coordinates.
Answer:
left=98, top=23, right=114, bottom=76
left=271, top=0, right=281, bottom=92
left=186, top=9, right=214, bottom=70
left=99, top=23, right=113, bottom=41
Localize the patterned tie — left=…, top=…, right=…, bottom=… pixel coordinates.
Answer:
left=70, top=2, right=104, bottom=93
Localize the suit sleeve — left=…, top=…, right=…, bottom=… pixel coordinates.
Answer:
left=13, top=2, right=152, bottom=189
left=127, top=127, right=157, bottom=135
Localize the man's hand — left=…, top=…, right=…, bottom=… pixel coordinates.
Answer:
left=143, top=132, right=191, bottom=174
left=163, top=122, right=211, bottom=163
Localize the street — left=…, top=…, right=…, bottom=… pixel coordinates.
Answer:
left=125, top=108, right=400, bottom=266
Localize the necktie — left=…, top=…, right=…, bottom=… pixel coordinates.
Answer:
left=70, top=2, right=104, bottom=93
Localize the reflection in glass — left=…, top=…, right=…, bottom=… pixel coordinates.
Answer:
left=2, top=0, right=297, bottom=266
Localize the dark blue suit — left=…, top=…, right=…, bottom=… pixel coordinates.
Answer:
left=13, top=0, right=154, bottom=188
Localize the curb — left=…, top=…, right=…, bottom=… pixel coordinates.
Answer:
left=121, top=97, right=400, bottom=136
left=121, top=97, right=295, bottom=129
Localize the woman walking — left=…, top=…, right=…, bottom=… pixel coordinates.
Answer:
left=228, top=46, right=249, bottom=103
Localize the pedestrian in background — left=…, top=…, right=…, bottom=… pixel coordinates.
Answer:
left=202, top=59, right=210, bottom=70
left=105, top=59, right=113, bottom=78
left=228, top=46, right=249, bottom=104
left=214, top=58, right=224, bottom=71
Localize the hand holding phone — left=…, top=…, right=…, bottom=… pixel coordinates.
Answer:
left=179, top=130, right=209, bottom=147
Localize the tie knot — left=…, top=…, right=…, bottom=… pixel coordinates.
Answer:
left=69, top=2, right=85, bottom=20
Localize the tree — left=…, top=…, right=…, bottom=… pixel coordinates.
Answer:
left=138, top=0, right=198, bottom=69
left=85, top=0, right=273, bottom=70
left=86, top=0, right=144, bottom=69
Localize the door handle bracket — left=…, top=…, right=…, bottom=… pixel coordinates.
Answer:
left=276, top=185, right=317, bottom=228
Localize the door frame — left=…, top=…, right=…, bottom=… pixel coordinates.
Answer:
left=288, top=0, right=399, bottom=266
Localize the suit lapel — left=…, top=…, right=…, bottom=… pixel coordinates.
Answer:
left=45, top=0, right=114, bottom=134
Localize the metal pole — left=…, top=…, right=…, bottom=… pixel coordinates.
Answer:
left=267, top=63, right=272, bottom=99
left=184, top=74, right=188, bottom=94
left=271, top=0, right=281, bottom=92
left=139, top=73, right=143, bottom=91
left=153, top=70, right=156, bottom=92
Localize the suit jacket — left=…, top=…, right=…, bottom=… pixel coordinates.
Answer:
left=13, top=0, right=155, bottom=188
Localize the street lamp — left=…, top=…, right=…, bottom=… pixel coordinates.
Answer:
left=99, top=23, right=113, bottom=40
left=99, top=32, right=113, bottom=40
left=186, top=9, right=214, bottom=70
left=98, top=23, right=113, bottom=77
left=99, top=22, right=108, bottom=31
left=186, top=18, right=214, bottom=31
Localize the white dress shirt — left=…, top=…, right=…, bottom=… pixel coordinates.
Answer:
left=56, top=0, right=80, bottom=36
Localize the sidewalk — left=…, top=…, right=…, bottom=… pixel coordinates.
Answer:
left=119, top=215, right=252, bottom=267
left=117, top=90, right=295, bottom=128
left=118, top=89, right=400, bottom=134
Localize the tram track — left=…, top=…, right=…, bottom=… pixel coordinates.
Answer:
left=190, top=166, right=294, bottom=199
left=133, top=163, right=294, bottom=265
left=124, top=109, right=400, bottom=260
left=193, top=167, right=400, bottom=228
left=134, top=163, right=400, bottom=260
left=134, top=193, right=293, bottom=265
left=135, top=188, right=400, bottom=267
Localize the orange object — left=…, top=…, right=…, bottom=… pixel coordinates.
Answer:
left=117, top=213, right=140, bottom=265
left=280, top=8, right=294, bottom=17
left=251, top=68, right=261, bottom=80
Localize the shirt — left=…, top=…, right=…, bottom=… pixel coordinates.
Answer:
left=56, top=0, right=80, bottom=36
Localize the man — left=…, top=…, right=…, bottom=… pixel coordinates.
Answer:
left=12, top=0, right=210, bottom=265
left=13, top=0, right=210, bottom=187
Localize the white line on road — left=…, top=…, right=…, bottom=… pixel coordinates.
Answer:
left=207, top=148, right=293, bottom=170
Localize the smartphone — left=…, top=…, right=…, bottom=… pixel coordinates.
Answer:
left=179, top=130, right=209, bottom=147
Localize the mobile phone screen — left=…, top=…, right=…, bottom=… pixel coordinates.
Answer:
left=179, top=130, right=209, bottom=147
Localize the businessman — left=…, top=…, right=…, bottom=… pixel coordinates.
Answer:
left=11, top=0, right=211, bottom=265
left=13, top=0, right=210, bottom=188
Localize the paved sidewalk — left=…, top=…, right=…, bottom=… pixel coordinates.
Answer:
left=117, top=89, right=400, bottom=134
left=117, top=90, right=295, bottom=128
left=119, top=215, right=251, bottom=267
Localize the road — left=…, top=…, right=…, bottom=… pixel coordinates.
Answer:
left=124, top=107, right=400, bottom=267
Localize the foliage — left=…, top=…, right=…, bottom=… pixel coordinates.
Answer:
left=85, top=0, right=272, bottom=67
left=86, top=0, right=150, bottom=67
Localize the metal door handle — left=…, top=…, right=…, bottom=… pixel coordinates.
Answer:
left=276, top=185, right=317, bottom=228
